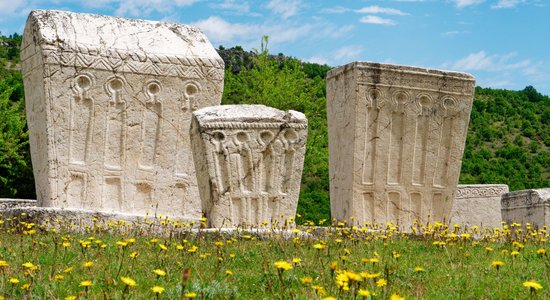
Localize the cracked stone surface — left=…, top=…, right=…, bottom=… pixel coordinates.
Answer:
left=20, top=10, right=224, bottom=220
left=502, top=188, right=550, bottom=228
left=327, top=62, right=475, bottom=229
left=450, top=184, right=509, bottom=228
left=191, top=105, right=308, bottom=227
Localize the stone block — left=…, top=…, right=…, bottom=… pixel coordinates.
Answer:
left=450, top=184, right=508, bottom=228
left=20, top=10, right=224, bottom=220
left=191, top=105, right=307, bottom=227
left=502, top=189, right=550, bottom=228
left=327, top=62, right=475, bottom=228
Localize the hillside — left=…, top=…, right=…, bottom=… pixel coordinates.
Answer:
left=0, top=34, right=548, bottom=221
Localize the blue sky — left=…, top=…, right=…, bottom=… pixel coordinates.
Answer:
left=1, top=0, right=549, bottom=95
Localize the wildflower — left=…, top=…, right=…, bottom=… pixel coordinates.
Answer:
left=491, top=261, right=504, bottom=270
left=153, top=269, right=166, bottom=277
left=300, top=276, right=313, bottom=284
left=390, top=294, right=405, bottom=300
left=79, top=280, right=93, bottom=287
left=484, top=247, right=493, bottom=251
left=225, top=270, right=233, bottom=276
left=361, top=272, right=381, bottom=279
left=65, top=297, right=76, bottom=300
left=184, top=292, right=197, bottom=298
left=214, top=241, right=225, bottom=247
left=22, top=262, right=38, bottom=270
left=414, top=266, right=425, bottom=273
left=151, top=286, right=165, bottom=294
left=130, top=251, right=139, bottom=259
left=63, top=267, right=73, bottom=273
left=358, top=289, right=371, bottom=297
left=9, top=278, right=19, bottom=284
left=20, top=283, right=31, bottom=290
left=312, top=285, right=327, bottom=296
left=0, top=261, right=8, bottom=268
left=292, top=258, right=302, bottom=264
left=121, top=276, right=137, bottom=286
left=376, top=278, right=387, bottom=287
left=523, top=280, right=543, bottom=291
left=313, top=243, right=326, bottom=250
left=54, top=274, right=64, bottom=281
left=274, top=260, right=293, bottom=271
left=536, top=248, right=546, bottom=256
left=159, top=244, right=168, bottom=251
left=322, top=297, right=336, bottom=300
left=188, top=245, right=198, bottom=253
left=511, top=250, right=520, bottom=256
left=62, top=241, right=71, bottom=248
left=83, top=261, right=93, bottom=268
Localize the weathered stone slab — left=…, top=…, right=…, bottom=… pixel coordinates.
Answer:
left=327, top=62, right=475, bottom=228
left=191, top=105, right=307, bottom=227
left=0, top=199, right=37, bottom=210
left=20, top=10, right=224, bottom=220
left=502, top=189, right=550, bottom=228
left=450, top=184, right=508, bottom=228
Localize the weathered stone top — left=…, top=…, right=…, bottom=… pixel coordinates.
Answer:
left=456, top=184, right=509, bottom=199
left=21, top=10, right=224, bottom=75
left=327, top=61, right=475, bottom=96
left=502, top=188, right=550, bottom=205
left=193, top=105, right=308, bottom=129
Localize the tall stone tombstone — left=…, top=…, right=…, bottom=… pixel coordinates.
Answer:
left=191, top=105, right=308, bottom=227
left=20, top=10, right=224, bottom=219
left=327, top=62, right=475, bottom=228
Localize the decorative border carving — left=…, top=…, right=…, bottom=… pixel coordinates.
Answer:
left=456, top=186, right=509, bottom=199
left=201, top=122, right=308, bottom=130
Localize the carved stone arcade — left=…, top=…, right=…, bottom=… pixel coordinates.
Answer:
left=191, top=105, right=308, bottom=227
left=21, top=10, right=224, bottom=220
left=327, top=62, right=475, bottom=228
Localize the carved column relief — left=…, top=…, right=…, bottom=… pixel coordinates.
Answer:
left=175, top=82, right=200, bottom=178
left=69, top=74, right=94, bottom=165
left=104, top=77, right=127, bottom=170
left=139, top=80, right=162, bottom=171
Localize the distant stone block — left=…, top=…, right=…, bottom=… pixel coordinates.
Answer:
left=191, top=105, right=308, bottom=227
left=450, top=184, right=509, bottom=228
left=501, top=189, right=550, bottom=228
left=327, top=62, right=475, bottom=228
left=20, top=10, right=224, bottom=220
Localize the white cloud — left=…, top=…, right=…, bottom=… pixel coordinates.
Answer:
left=266, top=0, right=302, bottom=19
left=450, top=51, right=530, bottom=71
left=356, top=5, right=408, bottom=16
left=491, top=0, right=525, bottom=9
left=320, top=6, right=351, bottom=14
left=334, top=45, right=363, bottom=62
left=359, top=15, right=397, bottom=26
left=306, top=56, right=330, bottom=65
left=191, top=16, right=312, bottom=48
left=454, top=0, right=485, bottom=8
left=0, top=0, right=27, bottom=18
left=442, top=30, right=469, bottom=37
left=321, top=24, right=354, bottom=38
left=211, top=0, right=253, bottom=15
left=83, top=0, right=199, bottom=17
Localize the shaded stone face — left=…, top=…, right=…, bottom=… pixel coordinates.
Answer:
left=450, top=184, right=509, bottom=229
left=191, top=105, right=308, bottom=227
left=327, top=62, right=475, bottom=228
left=20, top=10, right=224, bottom=220
left=502, top=189, right=550, bottom=228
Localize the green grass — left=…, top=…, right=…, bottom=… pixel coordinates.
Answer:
left=0, top=215, right=548, bottom=299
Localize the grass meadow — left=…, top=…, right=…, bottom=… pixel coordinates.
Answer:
left=0, top=214, right=548, bottom=299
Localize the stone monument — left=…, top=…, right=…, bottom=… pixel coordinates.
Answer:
left=191, top=105, right=308, bottom=227
left=20, top=10, right=224, bottom=219
left=327, top=62, right=475, bottom=228
left=501, top=189, right=550, bottom=228
left=450, top=184, right=509, bottom=228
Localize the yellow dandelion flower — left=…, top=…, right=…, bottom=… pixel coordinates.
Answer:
left=63, top=267, right=73, bottom=273
left=523, top=280, right=543, bottom=290
left=120, top=276, right=137, bottom=286
left=79, top=280, right=93, bottom=287
left=9, top=278, right=19, bottom=284
left=22, top=262, right=37, bottom=269
left=116, top=241, right=128, bottom=247
left=390, top=293, right=405, bottom=300
left=358, top=289, right=371, bottom=297
left=300, top=276, right=313, bottom=284
left=83, top=261, right=93, bottom=268
left=322, top=297, right=336, bottom=300
left=414, top=266, right=425, bottom=272
left=274, top=260, right=293, bottom=271
left=313, top=243, right=326, bottom=250
left=511, top=250, right=520, bottom=256
left=370, top=257, right=379, bottom=263
left=65, top=296, right=76, bottom=300
left=20, top=283, right=31, bottom=290
left=225, top=269, right=233, bottom=276
left=485, top=247, right=494, bottom=251
left=491, top=261, right=504, bottom=270
left=130, top=251, right=139, bottom=259
left=0, top=260, right=8, bottom=268
left=536, top=248, right=546, bottom=255
left=188, top=245, right=198, bottom=253
left=184, top=292, right=197, bottom=298
left=376, top=278, right=387, bottom=287
left=151, top=286, right=165, bottom=294
left=62, top=242, right=71, bottom=248
left=54, top=274, right=64, bottom=281
left=292, top=258, right=302, bottom=264
left=153, top=269, right=166, bottom=277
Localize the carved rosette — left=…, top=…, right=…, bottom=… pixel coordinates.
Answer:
left=191, top=105, right=308, bottom=228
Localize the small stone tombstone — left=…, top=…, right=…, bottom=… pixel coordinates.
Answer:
left=20, top=10, right=224, bottom=220
left=502, top=189, right=550, bottom=228
left=327, top=62, right=475, bottom=228
left=450, top=184, right=509, bottom=228
left=191, top=105, right=308, bottom=227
